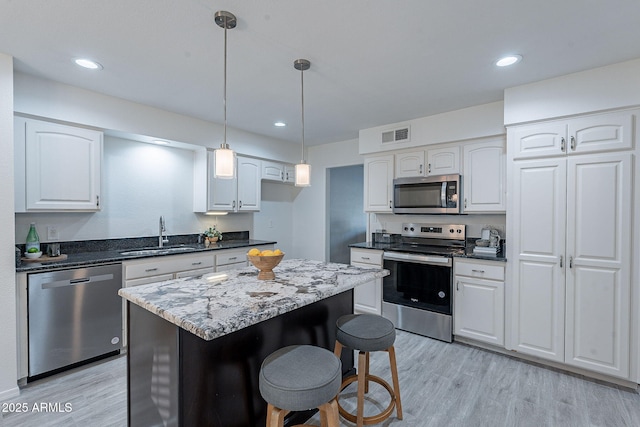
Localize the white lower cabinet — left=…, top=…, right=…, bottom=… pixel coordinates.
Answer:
left=350, top=248, right=383, bottom=315
left=216, top=245, right=274, bottom=272
left=122, top=252, right=215, bottom=347
left=454, top=259, right=505, bottom=346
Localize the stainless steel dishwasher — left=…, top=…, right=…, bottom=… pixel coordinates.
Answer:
left=28, top=263, right=123, bottom=379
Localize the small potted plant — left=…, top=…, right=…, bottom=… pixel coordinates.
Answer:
left=203, top=226, right=223, bottom=246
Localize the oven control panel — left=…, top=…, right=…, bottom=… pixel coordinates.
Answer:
left=401, top=223, right=465, bottom=240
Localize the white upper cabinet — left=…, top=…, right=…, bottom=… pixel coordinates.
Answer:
left=394, top=146, right=459, bottom=178
left=462, top=139, right=505, bottom=212
left=395, top=151, right=424, bottom=177
left=194, top=151, right=261, bottom=213
left=237, top=156, right=261, bottom=211
left=510, top=110, right=635, bottom=160
left=427, top=146, right=460, bottom=175
left=15, top=117, right=102, bottom=212
left=262, top=160, right=296, bottom=183
left=364, top=155, right=394, bottom=212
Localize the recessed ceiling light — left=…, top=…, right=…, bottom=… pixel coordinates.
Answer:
left=153, top=139, right=170, bottom=145
left=74, top=58, right=103, bottom=70
left=274, top=122, right=286, bottom=127
left=496, top=55, right=522, bottom=67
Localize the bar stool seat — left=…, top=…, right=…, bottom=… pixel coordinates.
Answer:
left=334, top=314, right=402, bottom=426
left=259, top=345, right=341, bottom=427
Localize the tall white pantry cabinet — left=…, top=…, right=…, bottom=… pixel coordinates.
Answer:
left=506, top=108, right=637, bottom=380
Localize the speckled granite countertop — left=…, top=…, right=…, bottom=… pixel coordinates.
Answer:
left=16, top=239, right=276, bottom=273
left=119, top=258, right=389, bottom=341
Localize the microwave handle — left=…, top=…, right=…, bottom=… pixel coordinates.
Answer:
left=441, top=182, right=447, bottom=207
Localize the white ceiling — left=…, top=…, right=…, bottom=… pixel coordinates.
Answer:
left=2, top=0, right=640, bottom=146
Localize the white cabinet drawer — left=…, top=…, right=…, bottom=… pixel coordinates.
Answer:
left=454, top=259, right=504, bottom=281
left=217, top=262, right=247, bottom=272
left=350, top=248, right=383, bottom=266
left=124, top=252, right=214, bottom=280
left=175, top=267, right=215, bottom=279
left=216, top=251, right=247, bottom=266
left=125, top=273, right=174, bottom=287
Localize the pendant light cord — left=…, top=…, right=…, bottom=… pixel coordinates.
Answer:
left=223, top=16, right=228, bottom=148
left=300, top=66, right=305, bottom=163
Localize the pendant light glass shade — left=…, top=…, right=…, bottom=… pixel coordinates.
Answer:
left=213, top=11, right=237, bottom=179
left=214, top=144, right=236, bottom=179
left=294, top=59, right=311, bottom=187
left=295, top=162, right=311, bottom=187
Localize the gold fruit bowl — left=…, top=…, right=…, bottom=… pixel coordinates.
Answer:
left=247, top=253, right=285, bottom=280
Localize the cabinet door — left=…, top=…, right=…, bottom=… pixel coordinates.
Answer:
left=510, top=158, right=566, bottom=362
left=427, top=146, right=460, bottom=175
left=463, top=139, right=505, bottom=212
left=395, top=151, right=424, bottom=178
left=237, top=156, right=261, bottom=211
left=454, top=275, right=504, bottom=346
left=364, top=155, right=394, bottom=212
left=568, top=111, right=634, bottom=155
left=284, top=164, right=296, bottom=183
left=509, top=121, right=567, bottom=160
left=351, top=261, right=382, bottom=315
left=207, top=151, right=236, bottom=211
left=24, top=120, right=102, bottom=211
left=262, top=160, right=284, bottom=182
left=564, top=152, right=631, bottom=378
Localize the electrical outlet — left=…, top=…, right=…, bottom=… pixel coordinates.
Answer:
left=47, top=226, right=59, bottom=241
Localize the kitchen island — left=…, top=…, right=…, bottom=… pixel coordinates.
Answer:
left=119, top=258, right=389, bottom=427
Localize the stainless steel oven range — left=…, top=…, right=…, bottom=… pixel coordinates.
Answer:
left=382, top=223, right=465, bottom=342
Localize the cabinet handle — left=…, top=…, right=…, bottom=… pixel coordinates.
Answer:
left=560, top=255, right=563, bottom=268
left=281, top=171, right=284, bottom=181
left=389, top=200, right=392, bottom=208
left=192, top=262, right=202, bottom=266
left=419, top=164, right=423, bottom=174
left=145, top=268, right=158, bottom=273
left=232, top=200, right=236, bottom=209
left=560, top=137, right=566, bottom=152
left=471, top=269, right=485, bottom=274
left=464, top=198, right=468, bottom=209
left=96, top=195, right=100, bottom=208
left=239, top=200, right=243, bottom=208
left=570, top=136, right=576, bottom=151
left=361, top=256, right=370, bottom=260
left=456, top=280, right=459, bottom=291
left=428, top=163, right=432, bottom=174
left=569, top=256, right=573, bottom=269
left=229, top=257, right=237, bottom=260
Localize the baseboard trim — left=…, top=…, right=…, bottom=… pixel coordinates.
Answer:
left=0, top=385, right=20, bottom=401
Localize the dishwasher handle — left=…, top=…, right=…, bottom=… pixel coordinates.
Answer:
left=41, top=273, right=115, bottom=289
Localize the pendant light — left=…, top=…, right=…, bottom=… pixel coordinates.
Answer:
left=213, top=11, right=237, bottom=179
left=294, top=59, right=311, bottom=187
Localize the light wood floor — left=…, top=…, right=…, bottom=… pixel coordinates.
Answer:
left=2, top=330, right=640, bottom=426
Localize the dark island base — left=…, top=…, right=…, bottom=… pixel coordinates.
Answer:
left=128, top=291, right=354, bottom=427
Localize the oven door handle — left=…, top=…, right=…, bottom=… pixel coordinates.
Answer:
left=383, top=251, right=452, bottom=266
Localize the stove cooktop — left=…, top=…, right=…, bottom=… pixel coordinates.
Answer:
left=388, top=243, right=465, bottom=257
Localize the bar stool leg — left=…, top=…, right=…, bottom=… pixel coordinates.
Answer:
left=364, top=351, right=370, bottom=393
left=356, top=350, right=367, bottom=427
left=265, top=403, right=286, bottom=427
left=388, top=345, right=403, bottom=420
left=319, top=399, right=340, bottom=427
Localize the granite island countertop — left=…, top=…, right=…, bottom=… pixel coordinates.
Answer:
left=119, top=258, right=389, bottom=341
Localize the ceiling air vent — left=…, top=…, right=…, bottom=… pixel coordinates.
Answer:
left=381, top=126, right=410, bottom=144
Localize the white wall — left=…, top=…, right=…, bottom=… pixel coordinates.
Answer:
left=504, top=58, right=640, bottom=125
left=14, top=72, right=300, bottom=164
left=14, top=136, right=253, bottom=243
left=0, top=53, right=18, bottom=399
left=253, top=182, right=297, bottom=255
left=292, top=138, right=364, bottom=261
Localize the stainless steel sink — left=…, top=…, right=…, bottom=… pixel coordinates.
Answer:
left=120, top=246, right=196, bottom=256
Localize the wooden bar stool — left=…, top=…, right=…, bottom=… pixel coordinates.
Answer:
left=333, top=314, right=402, bottom=426
left=259, top=345, right=342, bottom=427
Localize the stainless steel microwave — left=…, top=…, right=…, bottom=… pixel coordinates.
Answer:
left=393, top=174, right=461, bottom=214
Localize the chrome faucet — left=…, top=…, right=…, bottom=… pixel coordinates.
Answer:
left=159, top=216, right=169, bottom=247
